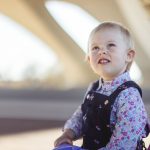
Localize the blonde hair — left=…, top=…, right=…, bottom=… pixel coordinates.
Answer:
left=86, top=21, right=135, bottom=70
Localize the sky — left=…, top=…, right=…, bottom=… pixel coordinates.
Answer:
left=0, top=14, right=58, bottom=81
left=0, top=0, right=142, bottom=83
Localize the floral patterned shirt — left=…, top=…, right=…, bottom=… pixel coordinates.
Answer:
left=64, top=72, right=148, bottom=150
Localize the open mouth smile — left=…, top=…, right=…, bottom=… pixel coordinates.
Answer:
left=98, top=58, right=110, bottom=64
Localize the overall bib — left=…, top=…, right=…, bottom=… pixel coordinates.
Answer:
left=81, top=81, right=142, bottom=150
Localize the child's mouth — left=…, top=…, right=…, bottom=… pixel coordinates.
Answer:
left=98, top=59, right=110, bottom=64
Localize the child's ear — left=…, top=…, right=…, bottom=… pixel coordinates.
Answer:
left=126, top=49, right=135, bottom=62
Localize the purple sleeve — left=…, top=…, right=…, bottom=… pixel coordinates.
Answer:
left=63, top=105, right=83, bottom=139
left=99, top=87, right=148, bottom=150
left=63, top=83, right=93, bottom=139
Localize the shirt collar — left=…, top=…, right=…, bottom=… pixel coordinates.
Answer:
left=98, top=72, right=131, bottom=92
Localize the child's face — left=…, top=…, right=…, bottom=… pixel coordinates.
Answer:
left=88, top=28, right=135, bottom=81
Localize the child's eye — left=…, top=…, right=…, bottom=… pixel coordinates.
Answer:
left=108, top=43, right=116, bottom=47
left=92, top=46, right=99, bottom=51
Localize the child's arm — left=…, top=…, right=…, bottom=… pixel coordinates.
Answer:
left=62, top=83, right=93, bottom=141
left=54, top=83, right=93, bottom=147
left=54, top=105, right=83, bottom=147
left=54, top=129, right=75, bottom=147
left=63, top=105, right=83, bottom=139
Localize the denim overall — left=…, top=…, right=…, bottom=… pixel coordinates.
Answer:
left=81, top=80, right=143, bottom=150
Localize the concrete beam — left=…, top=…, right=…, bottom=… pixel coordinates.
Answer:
left=0, top=0, right=150, bottom=87
left=0, top=0, right=96, bottom=88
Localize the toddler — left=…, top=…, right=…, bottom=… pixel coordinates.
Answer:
left=54, top=21, right=150, bottom=150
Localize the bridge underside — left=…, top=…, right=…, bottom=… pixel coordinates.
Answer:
left=0, top=0, right=150, bottom=88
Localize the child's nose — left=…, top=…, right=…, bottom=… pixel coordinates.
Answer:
left=98, top=47, right=107, bottom=54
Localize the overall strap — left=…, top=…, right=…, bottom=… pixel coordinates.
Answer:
left=86, top=80, right=99, bottom=93
left=82, top=80, right=99, bottom=103
left=110, top=81, right=142, bottom=100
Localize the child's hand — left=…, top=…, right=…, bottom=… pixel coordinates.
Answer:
left=54, top=134, right=73, bottom=147
left=54, top=129, right=75, bottom=147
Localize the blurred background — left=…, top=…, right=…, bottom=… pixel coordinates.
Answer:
left=0, top=0, right=150, bottom=149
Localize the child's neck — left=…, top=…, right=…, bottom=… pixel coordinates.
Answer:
left=101, top=71, right=127, bottom=82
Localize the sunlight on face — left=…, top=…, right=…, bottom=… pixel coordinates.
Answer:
left=88, top=28, right=130, bottom=80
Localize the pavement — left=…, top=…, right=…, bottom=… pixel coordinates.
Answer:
left=0, top=128, right=67, bottom=150
left=0, top=126, right=149, bottom=150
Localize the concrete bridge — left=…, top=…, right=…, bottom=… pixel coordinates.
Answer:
left=0, top=0, right=150, bottom=88
left=0, top=0, right=150, bottom=149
